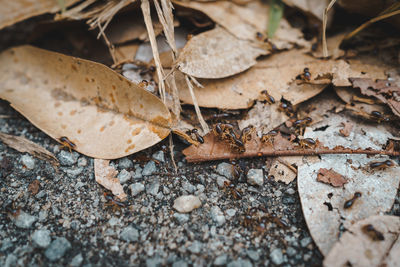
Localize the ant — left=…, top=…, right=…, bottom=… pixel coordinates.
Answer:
left=298, top=138, right=317, bottom=149
left=240, top=125, right=255, bottom=143
left=298, top=67, right=311, bottom=81
left=369, top=160, right=394, bottom=170
left=188, top=128, right=204, bottom=144
left=261, top=130, right=279, bottom=145
left=343, top=192, right=362, bottom=209
left=213, top=123, right=246, bottom=153
left=103, top=192, right=126, bottom=211
left=293, top=117, right=312, bottom=128
left=223, top=181, right=243, bottom=200
left=278, top=101, right=295, bottom=117
left=260, top=90, right=275, bottom=104
left=59, top=136, right=76, bottom=152
left=370, top=111, right=390, bottom=123
left=361, top=224, right=384, bottom=241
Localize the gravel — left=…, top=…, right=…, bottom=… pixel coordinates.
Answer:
left=227, top=259, right=253, bottom=267
left=152, top=150, right=165, bottom=163
left=247, top=169, right=264, bottom=186
left=216, top=162, right=234, bottom=179
left=173, top=195, right=201, bottom=213
left=210, top=206, right=226, bottom=226
left=120, top=226, right=139, bottom=242
left=44, top=237, right=71, bottom=261
left=118, top=157, right=133, bottom=169
left=142, top=161, right=157, bottom=176
left=301, top=237, right=312, bottom=247
left=146, top=181, right=160, bottom=196
left=14, top=211, right=37, bottom=229
left=31, top=229, right=51, bottom=248
left=70, top=253, right=83, bottom=267
left=173, top=213, right=189, bottom=224
left=247, top=250, right=260, bottom=261
left=214, top=254, right=228, bottom=266
left=130, top=182, right=145, bottom=196
left=270, top=248, right=284, bottom=265
left=117, top=169, right=131, bottom=184
left=58, top=151, right=78, bottom=166
left=21, top=154, right=35, bottom=169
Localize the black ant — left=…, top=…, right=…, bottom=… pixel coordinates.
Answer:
left=343, top=192, right=362, bottom=209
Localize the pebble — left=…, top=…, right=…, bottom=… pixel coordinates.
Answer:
left=32, top=229, right=51, bottom=248
left=286, top=247, right=297, bottom=257
left=270, top=248, right=284, bottom=265
left=132, top=165, right=143, bottom=179
left=130, top=183, right=145, bottom=196
left=173, top=213, right=189, bottom=224
left=172, top=260, right=188, bottom=267
left=227, top=259, right=253, bottom=267
left=5, top=254, right=17, bottom=267
left=146, top=257, right=163, bottom=267
left=274, top=190, right=282, bottom=197
left=58, top=151, right=78, bottom=166
left=14, top=211, right=37, bottom=229
left=120, top=226, right=139, bottom=242
left=247, top=169, right=264, bottom=186
left=152, top=150, right=165, bottom=163
left=44, top=237, right=71, bottom=261
left=117, top=169, right=131, bottom=184
left=38, top=210, right=48, bottom=222
left=188, top=240, right=202, bottom=254
left=182, top=181, right=195, bottom=193
left=77, top=157, right=87, bottom=167
left=216, top=175, right=229, bottom=188
left=118, top=157, right=133, bottom=169
left=216, top=162, right=234, bottom=179
left=247, top=250, right=260, bottom=261
left=142, top=161, right=157, bottom=176
left=300, top=237, right=312, bottom=247
left=173, top=195, right=201, bottom=213
left=21, top=154, right=35, bottom=169
left=146, top=181, right=160, bottom=196
left=210, top=206, right=226, bottom=226
left=70, top=253, right=83, bottom=267
left=214, top=254, right=228, bottom=266
left=286, top=188, right=296, bottom=195
left=226, top=209, right=237, bottom=218
left=283, top=196, right=296, bottom=204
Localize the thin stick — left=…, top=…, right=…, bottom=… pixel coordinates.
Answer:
left=185, top=75, right=210, bottom=133
left=277, top=158, right=298, bottom=174
left=322, top=0, right=337, bottom=58
left=169, top=134, right=177, bottom=172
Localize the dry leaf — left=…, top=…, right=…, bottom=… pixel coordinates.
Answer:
left=350, top=78, right=400, bottom=117
left=282, top=0, right=330, bottom=21
left=0, top=0, right=80, bottom=30
left=312, top=32, right=346, bottom=59
left=114, top=43, right=139, bottom=65
left=28, top=180, right=40, bottom=195
left=0, top=46, right=172, bottom=159
left=0, top=132, right=58, bottom=166
left=316, top=168, right=348, bottom=187
left=324, top=215, right=400, bottom=267
left=176, top=27, right=268, bottom=79
left=298, top=113, right=400, bottom=255
left=269, top=157, right=302, bottom=184
left=339, top=121, right=353, bottom=137
left=94, top=159, right=127, bottom=201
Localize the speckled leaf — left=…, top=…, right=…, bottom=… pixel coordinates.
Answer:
left=298, top=113, right=400, bottom=255
left=324, top=215, right=400, bottom=267
left=176, top=27, right=268, bottom=79
left=0, top=46, right=171, bottom=159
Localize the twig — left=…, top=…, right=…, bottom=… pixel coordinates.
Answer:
left=322, top=0, right=337, bottom=58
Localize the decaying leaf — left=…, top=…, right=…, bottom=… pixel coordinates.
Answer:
left=176, top=27, right=268, bottom=79
left=114, top=43, right=139, bottom=65
left=282, top=0, right=330, bottom=21
left=316, top=168, right=347, bottom=187
left=169, top=48, right=387, bottom=109
left=0, top=132, right=58, bottom=166
left=269, top=156, right=302, bottom=184
left=94, top=159, right=127, bottom=201
left=339, top=121, right=353, bottom=137
left=0, top=0, right=80, bottom=30
left=324, top=215, right=400, bottom=267
left=351, top=78, right=400, bottom=117
left=0, top=46, right=172, bottom=159
left=312, top=32, right=346, bottom=59
left=298, top=113, right=400, bottom=255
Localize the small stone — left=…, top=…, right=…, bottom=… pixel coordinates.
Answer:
left=117, top=169, right=131, bottom=184
left=286, top=247, right=297, bottom=257
left=44, top=237, right=71, bottom=261
left=146, top=182, right=160, bottom=196
left=146, top=257, right=163, bottom=267
left=182, top=181, right=195, bottom=193
left=210, top=206, right=226, bottom=226
left=216, top=162, right=234, bottom=179
left=188, top=241, right=202, bottom=254
left=274, top=190, right=282, bottom=197
left=214, top=254, right=228, bottom=266
left=132, top=166, right=143, bottom=179
left=5, top=254, right=17, bottom=267
left=142, top=161, right=157, bottom=176
left=173, top=213, right=189, bottom=224
left=120, top=226, right=139, bottom=242
left=65, top=167, right=83, bottom=177
left=226, top=209, right=237, bottom=218
left=58, top=151, right=78, bottom=166
left=152, top=151, right=165, bottom=163
left=108, top=217, right=119, bottom=226
left=247, top=169, right=264, bottom=186
left=38, top=210, right=48, bottom=222
left=32, top=229, right=51, bottom=248
left=36, top=190, right=46, bottom=199
left=227, top=259, right=253, bottom=267
left=70, top=253, right=83, bottom=267
left=286, top=188, right=295, bottom=195
left=21, top=154, right=35, bottom=169
left=282, top=196, right=295, bottom=204
left=247, top=250, right=260, bottom=261
left=172, top=260, right=188, bottom=267
left=270, top=248, right=284, bottom=265
left=118, top=157, right=133, bottom=169
left=216, top=175, right=229, bottom=188
left=130, top=183, right=145, bottom=196
left=300, top=237, right=312, bottom=247
left=14, top=211, right=37, bottom=229
left=173, top=195, right=201, bottom=213
left=77, top=157, right=87, bottom=167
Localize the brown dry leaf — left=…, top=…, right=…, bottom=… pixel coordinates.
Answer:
left=94, top=159, right=127, bottom=201
left=114, top=43, right=139, bottom=65
left=0, top=132, right=58, bottom=166
left=324, top=215, right=400, bottom=267
left=316, top=168, right=348, bottom=187
left=312, top=32, right=346, bottom=59
left=0, top=46, right=172, bottom=159
left=169, top=49, right=386, bottom=109
left=173, top=0, right=310, bottom=49
left=28, top=180, right=40, bottom=195
left=339, top=121, right=353, bottom=137
left=350, top=78, right=400, bottom=117
left=298, top=112, right=400, bottom=255
left=269, top=157, right=302, bottom=184
left=282, top=0, right=330, bottom=21
left=0, top=0, right=80, bottom=30
left=176, top=27, right=268, bottom=79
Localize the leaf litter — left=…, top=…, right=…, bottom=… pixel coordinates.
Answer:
left=94, top=159, right=127, bottom=201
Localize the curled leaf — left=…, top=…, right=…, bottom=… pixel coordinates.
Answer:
left=94, top=159, right=127, bottom=201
